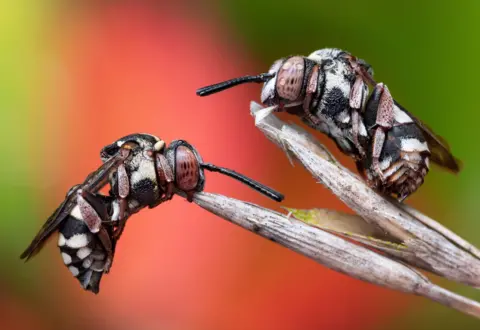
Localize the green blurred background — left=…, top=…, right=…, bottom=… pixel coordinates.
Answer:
left=1, top=0, right=479, bottom=329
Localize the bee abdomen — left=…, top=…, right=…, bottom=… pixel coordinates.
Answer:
left=58, top=215, right=109, bottom=293
left=372, top=154, right=429, bottom=201
left=361, top=121, right=431, bottom=200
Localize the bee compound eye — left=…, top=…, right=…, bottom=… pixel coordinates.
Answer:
left=276, top=56, right=304, bottom=101
left=175, top=146, right=200, bottom=192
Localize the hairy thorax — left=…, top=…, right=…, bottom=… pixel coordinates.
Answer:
left=306, top=54, right=368, bottom=158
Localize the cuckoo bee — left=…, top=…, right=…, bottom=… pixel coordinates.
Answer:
left=21, top=133, right=284, bottom=293
left=197, top=48, right=461, bottom=201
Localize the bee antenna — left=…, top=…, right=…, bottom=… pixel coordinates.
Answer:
left=196, top=73, right=275, bottom=97
left=200, top=163, right=284, bottom=202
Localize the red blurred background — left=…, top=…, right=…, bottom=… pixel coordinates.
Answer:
left=5, top=1, right=479, bottom=329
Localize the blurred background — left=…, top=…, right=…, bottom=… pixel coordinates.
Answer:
left=1, top=0, right=479, bottom=329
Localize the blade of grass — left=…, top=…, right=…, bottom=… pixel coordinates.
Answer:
left=192, top=191, right=480, bottom=319
left=250, top=101, right=480, bottom=288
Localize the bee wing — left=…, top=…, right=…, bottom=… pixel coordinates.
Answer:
left=397, top=103, right=462, bottom=173
left=20, top=148, right=131, bottom=260
left=20, top=186, right=80, bottom=260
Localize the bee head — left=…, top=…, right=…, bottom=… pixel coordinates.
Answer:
left=164, top=141, right=284, bottom=202
left=164, top=140, right=206, bottom=194
left=195, top=55, right=308, bottom=113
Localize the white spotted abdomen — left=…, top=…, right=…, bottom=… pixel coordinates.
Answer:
left=360, top=122, right=431, bottom=201
left=57, top=211, right=110, bottom=293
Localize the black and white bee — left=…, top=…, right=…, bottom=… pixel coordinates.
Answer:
left=21, top=133, right=284, bottom=293
left=196, top=48, right=461, bottom=201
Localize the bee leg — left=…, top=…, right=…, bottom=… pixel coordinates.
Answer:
left=374, top=84, right=394, bottom=127
left=113, top=163, right=130, bottom=241
left=350, top=75, right=366, bottom=110
left=371, top=129, right=386, bottom=180
left=77, top=190, right=103, bottom=233
left=303, top=65, right=320, bottom=126
left=76, top=190, right=114, bottom=272
left=345, top=54, right=377, bottom=86
left=350, top=75, right=369, bottom=157
left=96, top=227, right=114, bottom=273
left=154, top=153, right=175, bottom=206
left=351, top=110, right=366, bottom=157
left=369, top=83, right=394, bottom=181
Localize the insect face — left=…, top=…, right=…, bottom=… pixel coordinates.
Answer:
left=197, top=55, right=321, bottom=114
left=174, top=146, right=200, bottom=191
left=164, top=140, right=206, bottom=199
left=197, top=54, right=326, bottom=128
left=163, top=139, right=285, bottom=202
left=261, top=56, right=307, bottom=108
left=276, top=56, right=306, bottom=101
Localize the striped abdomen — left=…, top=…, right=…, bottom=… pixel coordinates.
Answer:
left=360, top=106, right=430, bottom=201
left=57, top=205, right=111, bottom=293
